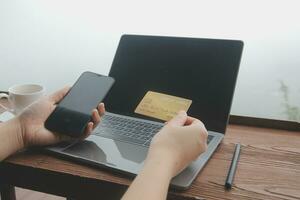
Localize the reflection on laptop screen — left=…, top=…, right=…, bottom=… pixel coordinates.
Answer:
left=104, top=35, right=243, bottom=133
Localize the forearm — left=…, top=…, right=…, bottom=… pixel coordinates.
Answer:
left=0, top=118, right=24, bottom=161
left=122, top=156, right=174, bottom=200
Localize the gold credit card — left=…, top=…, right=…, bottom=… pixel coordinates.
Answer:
left=134, top=91, right=192, bottom=121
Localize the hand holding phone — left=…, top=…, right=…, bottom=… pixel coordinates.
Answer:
left=45, top=71, right=115, bottom=137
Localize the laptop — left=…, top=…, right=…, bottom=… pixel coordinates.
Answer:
left=46, top=34, right=244, bottom=189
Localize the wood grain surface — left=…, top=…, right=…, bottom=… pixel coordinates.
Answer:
left=0, top=98, right=299, bottom=199
left=1, top=124, right=299, bottom=200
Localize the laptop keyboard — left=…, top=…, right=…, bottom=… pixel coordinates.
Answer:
left=94, top=113, right=214, bottom=147
left=94, top=114, right=163, bottom=147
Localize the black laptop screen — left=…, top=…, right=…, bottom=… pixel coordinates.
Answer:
left=104, top=35, right=243, bottom=133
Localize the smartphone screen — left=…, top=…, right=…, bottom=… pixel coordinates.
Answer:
left=59, top=72, right=114, bottom=115
left=45, top=71, right=115, bottom=137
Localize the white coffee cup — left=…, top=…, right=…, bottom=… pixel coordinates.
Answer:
left=0, top=84, right=45, bottom=115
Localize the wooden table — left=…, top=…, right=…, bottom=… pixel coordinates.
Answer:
left=0, top=98, right=300, bottom=200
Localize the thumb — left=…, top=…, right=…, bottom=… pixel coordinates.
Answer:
left=167, top=110, right=188, bottom=127
left=49, top=86, right=71, bottom=104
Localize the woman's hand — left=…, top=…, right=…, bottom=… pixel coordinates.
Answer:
left=147, top=110, right=208, bottom=177
left=17, top=86, right=105, bottom=147
left=0, top=86, right=105, bottom=161
left=122, top=111, right=208, bottom=200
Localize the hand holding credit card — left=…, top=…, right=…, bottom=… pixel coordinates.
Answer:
left=134, top=91, right=192, bottom=121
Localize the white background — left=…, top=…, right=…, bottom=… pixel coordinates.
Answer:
left=0, top=0, right=299, bottom=120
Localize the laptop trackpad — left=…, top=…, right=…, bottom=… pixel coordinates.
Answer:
left=61, top=135, right=148, bottom=174
left=63, top=140, right=107, bottom=163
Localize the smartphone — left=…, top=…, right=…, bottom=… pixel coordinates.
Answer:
left=45, top=71, right=115, bottom=137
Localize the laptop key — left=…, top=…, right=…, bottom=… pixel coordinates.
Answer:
left=98, top=132, right=146, bottom=145
left=143, top=139, right=151, bottom=147
left=207, top=135, right=214, bottom=144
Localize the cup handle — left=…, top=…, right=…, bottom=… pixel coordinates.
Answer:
left=0, top=93, right=12, bottom=112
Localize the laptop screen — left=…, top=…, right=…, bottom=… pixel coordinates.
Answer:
left=104, top=35, right=243, bottom=133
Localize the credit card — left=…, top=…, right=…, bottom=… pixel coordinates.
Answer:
left=134, top=91, right=192, bottom=121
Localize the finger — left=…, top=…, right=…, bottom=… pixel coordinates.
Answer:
left=190, top=118, right=205, bottom=128
left=71, top=122, right=93, bottom=141
left=188, top=118, right=206, bottom=133
left=84, top=122, right=94, bottom=136
left=167, top=110, right=188, bottom=127
left=98, top=103, right=105, bottom=116
left=188, top=119, right=208, bottom=138
left=92, top=109, right=100, bottom=128
left=184, top=116, right=198, bottom=126
left=49, top=86, right=71, bottom=104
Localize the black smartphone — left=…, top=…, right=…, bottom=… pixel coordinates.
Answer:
left=45, top=71, right=115, bottom=137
